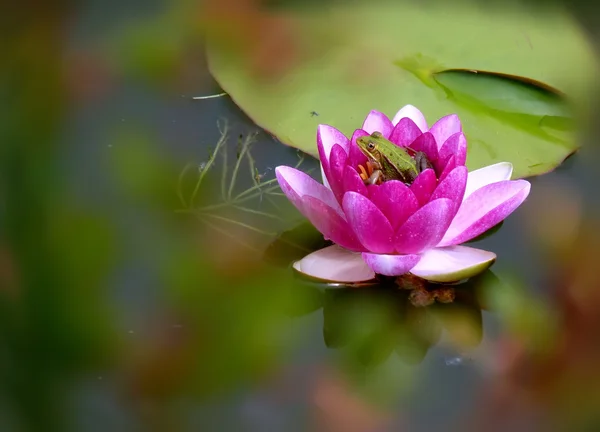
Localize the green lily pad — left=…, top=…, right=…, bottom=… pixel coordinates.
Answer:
left=207, top=1, right=597, bottom=178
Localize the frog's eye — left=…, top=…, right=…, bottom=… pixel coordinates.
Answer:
left=367, top=142, right=376, bottom=150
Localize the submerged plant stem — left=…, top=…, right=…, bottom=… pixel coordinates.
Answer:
left=192, top=92, right=227, bottom=100
left=175, top=184, right=282, bottom=214
left=199, top=218, right=261, bottom=252
left=232, top=205, right=283, bottom=220
left=220, top=139, right=228, bottom=201
left=227, top=132, right=258, bottom=200
left=204, top=213, right=278, bottom=236
left=177, top=162, right=195, bottom=208
left=190, top=120, right=228, bottom=208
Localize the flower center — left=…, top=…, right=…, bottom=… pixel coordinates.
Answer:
left=357, top=161, right=383, bottom=185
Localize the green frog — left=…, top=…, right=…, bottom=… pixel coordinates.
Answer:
left=356, top=131, right=432, bottom=185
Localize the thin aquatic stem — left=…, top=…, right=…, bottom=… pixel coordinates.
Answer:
left=199, top=217, right=261, bottom=252
left=232, top=205, right=283, bottom=220
left=190, top=120, right=228, bottom=207
left=182, top=184, right=285, bottom=214
left=227, top=132, right=257, bottom=200
left=294, top=152, right=305, bottom=169
left=247, top=149, right=259, bottom=187
left=263, top=194, right=282, bottom=211
left=204, top=213, right=278, bottom=236
left=220, top=141, right=228, bottom=201
left=177, top=162, right=195, bottom=208
left=192, top=92, right=227, bottom=100
left=232, top=177, right=279, bottom=201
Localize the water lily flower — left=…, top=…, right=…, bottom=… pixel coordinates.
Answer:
left=275, top=105, right=531, bottom=283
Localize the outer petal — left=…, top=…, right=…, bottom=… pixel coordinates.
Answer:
left=368, top=180, right=419, bottom=230
left=343, top=165, right=368, bottom=196
left=303, top=196, right=364, bottom=251
left=275, top=166, right=342, bottom=217
left=464, top=162, right=513, bottom=200
left=409, top=132, right=438, bottom=162
left=318, top=125, right=349, bottom=184
left=438, top=132, right=467, bottom=167
left=392, top=104, right=428, bottom=132
left=429, top=114, right=461, bottom=150
left=395, top=198, right=454, bottom=254
left=320, top=163, right=331, bottom=190
left=349, top=129, right=369, bottom=167
left=362, top=110, right=393, bottom=138
left=409, top=245, right=496, bottom=282
left=328, top=144, right=350, bottom=203
left=438, top=180, right=531, bottom=247
left=293, top=245, right=375, bottom=282
left=430, top=165, right=468, bottom=214
left=362, top=252, right=421, bottom=277
left=389, top=118, right=423, bottom=147
left=410, top=168, right=437, bottom=207
left=343, top=192, right=395, bottom=254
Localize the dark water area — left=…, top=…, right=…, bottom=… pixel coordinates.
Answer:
left=4, top=0, right=600, bottom=431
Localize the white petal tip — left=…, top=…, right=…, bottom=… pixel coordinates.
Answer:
left=409, top=246, right=496, bottom=283
left=292, top=245, right=375, bottom=283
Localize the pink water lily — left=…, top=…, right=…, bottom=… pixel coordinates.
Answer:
left=276, top=105, right=531, bottom=283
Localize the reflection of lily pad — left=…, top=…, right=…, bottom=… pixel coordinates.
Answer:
left=207, top=1, right=597, bottom=178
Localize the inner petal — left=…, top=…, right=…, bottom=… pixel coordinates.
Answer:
left=368, top=180, right=419, bottom=230
left=343, top=192, right=396, bottom=254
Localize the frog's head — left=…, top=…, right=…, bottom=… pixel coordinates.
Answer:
left=356, top=131, right=384, bottom=160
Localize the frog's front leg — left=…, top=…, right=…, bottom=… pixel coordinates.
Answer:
left=363, top=160, right=384, bottom=185
left=366, top=169, right=384, bottom=185
left=414, top=151, right=434, bottom=173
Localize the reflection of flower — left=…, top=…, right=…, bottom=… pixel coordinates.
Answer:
left=276, top=105, right=530, bottom=282
left=315, top=277, right=484, bottom=366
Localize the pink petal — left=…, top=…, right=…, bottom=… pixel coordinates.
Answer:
left=349, top=129, right=369, bottom=167
left=362, top=252, right=421, bottom=277
left=391, top=104, right=428, bottom=132
left=395, top=198, right=454, bottom=254
left=275, top=166, right=342, bottom=217
left=368, top=180, right=419, bottom=230
left=318, top=125, right=349, bottom=184
left=438, top=155, right=457, bottom=181
left=303, top=196, right=364, bottom=251
left=430, top=166, right=468, bottom=214
left=438, top=180, right=531, bottom=247
left=343, top=192, right=395, bottom=254
left=362, top=110, right=394, bottom=138
left=343, top=165, right=368, bottom=196
left=409, top=245, right=496, bottom=283
left=389, top=118, right=423, bottom=147
left=410, top=169, right=438, bottom=207
left=320, top=163, right=331, bottom=190
left=438, top=132, right=467, bottom=167
left=464, top=162, right=513, bottom=200
left=293, top=245, right=375, bottom=282
left=328, top=144, right=350, bottom=204
left=429, top=114, right=461, bottom=150
left=408, top=132, right=439, bottom=162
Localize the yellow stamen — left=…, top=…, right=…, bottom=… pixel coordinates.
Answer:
left=357, top=162, right=383, bottom=185
left=358, top=164, right=368, bottom=181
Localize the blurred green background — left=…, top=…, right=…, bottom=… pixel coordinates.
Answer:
left=2, top=0, right=600, bottom=431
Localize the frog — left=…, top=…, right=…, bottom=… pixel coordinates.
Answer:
left=356, top=131, right=433, bottom=185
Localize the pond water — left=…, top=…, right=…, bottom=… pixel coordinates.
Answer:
left=4, top=1, right=600, bottom=431
left=61, top=67, right=591, bottom=431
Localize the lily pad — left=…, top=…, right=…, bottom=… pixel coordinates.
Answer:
left=206, top=1, right=597, bottom=178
